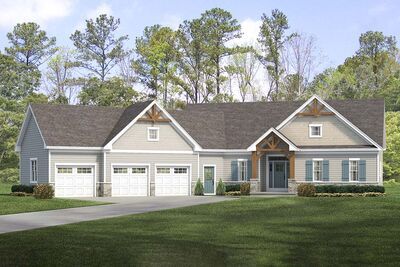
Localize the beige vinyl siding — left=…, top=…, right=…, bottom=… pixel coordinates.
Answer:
left=20, top=115, right=48, bottom=185
left=295, top=153, right=378, bottom=183
left=280, top=116, right=368, bottom=146
left=199, top=154, right=251, bottom=182
left=49, top=152, right=102, bottom=184
left=112, top=121, right=192, bottom=150
left=106, top=152, right=198, bottom=193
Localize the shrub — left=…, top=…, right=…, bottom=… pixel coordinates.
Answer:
left=11, top=184, right=35, bottom=194
left=315, top=185, right=385, bottom=194
left=297, top=183, right=316, bottom=197
left=0, top=168, right=19, bottom=183
left=10, top=192, right=30, bottom=197
left=216, top=179, right=226, bottom=196
left=33, top=184, right=54, bottom=199
left=225, top=184, right=241, bottom=192
left=225, top=191, right=241, bottom=196
left=240, top=182, right=251, bottom=196
left=384, top=179, right=399, bottom=186
left=194, top=179, right=204, bottom=196
left=315, top=192, right=386, bottom=197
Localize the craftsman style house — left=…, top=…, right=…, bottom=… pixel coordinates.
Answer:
left=16, top=95, right=385, bottom=197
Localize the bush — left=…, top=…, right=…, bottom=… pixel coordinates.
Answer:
left=225, top=184, right=241, bottom=192
left=10, top=192, right=30, bottom=197
left=33, top=184, right=54, bottom=199
left=315, top=192, right=385, bottom=197
left=240, top=182, right=251, bottom=196
left=194, top=179, right=204, bottom=196
left=384, top=179, right=400, bottom=186
left=216, top=179, right=226, bottom=196
left=297, top=183, right=316, bottom=197
left=225, top=191, right=241, bottom=196
left=0, top=168, right=19, bottom=183
left=315, top=185, right=385, bottom=194
left=11, top=184, right=35, bottom=194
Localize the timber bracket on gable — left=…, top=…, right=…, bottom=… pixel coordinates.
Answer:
left=138, top=105, right=171, bottom=123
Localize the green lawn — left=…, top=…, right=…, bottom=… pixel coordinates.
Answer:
left=0, top=183, right=106, bottom=215
left=1, top=186, right=400, bottom=266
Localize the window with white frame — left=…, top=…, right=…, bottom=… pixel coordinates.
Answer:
left=238, top=160, right=247, bottom=181
left=30, top=158, right=38, bottom=183
left=313, top=159, right=323, bottom=181
left=147, top=127, right=159, bottom=141
left=77, top=168, right=92, bottom=174
left=113, top=168, right=128, bottom=174
left=350, top=159, right=359, bottom=181
left=57, top=168, right=72, bottom=174
left=132, top=167, right=146, bottom=174
left=309, top=124, right=322, bottom=138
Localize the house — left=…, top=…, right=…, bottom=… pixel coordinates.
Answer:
left=15, top=95, right=385, bottom=197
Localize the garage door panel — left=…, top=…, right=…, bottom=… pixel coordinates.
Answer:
left=155, top=167, right=189, bottom=196
left=55, top=167, right=94, bottom=197
left=112, top=166, right=148, bottom=196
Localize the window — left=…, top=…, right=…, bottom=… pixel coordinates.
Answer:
left=309, top=124, right=322, bottom=138
left=157, top=167, right=170, bottom=174
left=57, top=168, right=72, bottom=174
left=313, top=160, right=323, bottom=181
left=113, top=168, right=128, bottom=174
left=132, top=167, right=146, bottom=174
left=77, top=168, right=92, bottom=174
left=174, top=168, right=187, bottom=174
left=238, top=160, right=248, bottom=181
left=30, top=158, right=38, bottom=183
left=147, top=127, right=159, bottom=141
left=350, top=159, right=359, bottom=181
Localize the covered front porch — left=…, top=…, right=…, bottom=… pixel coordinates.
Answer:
left=248, top=128, right=298, bottom=193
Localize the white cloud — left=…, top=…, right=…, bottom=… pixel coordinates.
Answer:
left=0, top=0, right=74, bottom=29
left=86, top=2, right=112, bottom=20
left=227, top=18, right=261, bottom=48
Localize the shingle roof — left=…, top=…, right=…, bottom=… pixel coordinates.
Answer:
left=29, top=98, right=385, bottom=149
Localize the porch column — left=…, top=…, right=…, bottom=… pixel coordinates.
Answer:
left=289, top=152, right=295, bottom=179
left=251, top=151, right=258, bottom=179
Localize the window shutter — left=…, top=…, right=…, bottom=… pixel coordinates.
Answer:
left=305, top=160, right=313, bottom=181
left=247, top=160, right=252, bottom=181
left=342, top=160, right=349, bottom=182
left=359, top=160, right=366, bottom=182
left=323, top=160, right=329, bottom=181
left=231, top=161, right=238, bottom=181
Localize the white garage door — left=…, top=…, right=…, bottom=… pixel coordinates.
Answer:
left=155, top=166, right=189, bottom=196
left=55, top=166, right=94, bottom=197
left=112, top=166, right=148, bottom=196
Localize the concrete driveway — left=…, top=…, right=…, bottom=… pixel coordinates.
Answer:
left=0, top=196, right=231, bottom=234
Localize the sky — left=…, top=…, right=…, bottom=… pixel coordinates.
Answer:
left=0, top=0, right=399, bottom=72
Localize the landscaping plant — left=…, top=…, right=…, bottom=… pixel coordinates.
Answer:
left=297, top=183, right=316, bottom=197
left=33, top=184, right=54, bottom=199
left=216, top=179, right=226, bottom=195
left=240, top=182, right=250, bottom=195
left=194, top=179, right=204, bottom=196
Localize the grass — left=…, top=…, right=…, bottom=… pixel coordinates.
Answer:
left=0, top=183, right=106, bottom=215
left=0, top=186, right=399, bottom=266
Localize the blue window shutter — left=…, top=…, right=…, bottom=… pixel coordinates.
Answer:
left=342, top=160, right=349, bottom=182
left=359, top=160, right=366, bottom=182
left=247, top=160, right=252, bottom=181
left=231, top=161, right=238, bottom=181
left=323, top=160, right=329, bottom=181
left=305, top=160, right=313, bottom=181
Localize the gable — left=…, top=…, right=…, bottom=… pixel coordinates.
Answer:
left=21, top=113, right=45, bottom=149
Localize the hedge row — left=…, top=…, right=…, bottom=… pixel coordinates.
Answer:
left=11, top=184, right=35, bottom=194
left=315, top=185, right=385, bottom=194
left=225, top=184, right=241, bottom=192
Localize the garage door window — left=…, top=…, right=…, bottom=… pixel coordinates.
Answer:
left=114, top=168, right=128, bottom=174
left=174, top=168, right=187, bottom=174
left=132, top=167, right=146, bottom=174
left=77, top=168, right=92, bottom=174
left=58, top=168, right=72, bottom=174
left=157, top=167, right=170, bottom=174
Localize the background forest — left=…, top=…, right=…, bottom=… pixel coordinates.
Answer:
left=0, top=8, right=399, bottom=183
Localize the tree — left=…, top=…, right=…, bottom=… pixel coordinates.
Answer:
left=133, top=25, right=177, bottom=104
left=225, top=50, right=260, bottom=102
left=384, top=112, right=400, bottom=180
left=258, top=9, right=295, bottom=100
left=70, top=14, right=128, bottom=81
left=44, top=48, right=80, bottom=104
left=357, top=31, right=397, bottom=61
left=0, top=53, right=40, bottom=100
left=78, top=77, right=144, bottom=107
left=199, top=8, right=242, bottom=95
left=5, top=22, right=57, bottom=67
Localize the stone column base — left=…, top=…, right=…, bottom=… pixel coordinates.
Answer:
left=97, top=183, right=111, bottom=197
left=250, top=179, right=260, bottom=193
left=288, top=179, right=298, bottom=194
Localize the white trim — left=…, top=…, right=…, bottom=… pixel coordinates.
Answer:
left=203, top=164, right=217, bottom=195
left=297, top=148, right=379, bottom=153
left=247, top=127, right=299, bottom=151
left=349, top=158, right=360, bottom=161
left=16, top=106, right=47, bottom=152
left=309, top=124, right=322, bottom=138
left=54, top=163, right=97, bottom=197
left=103, top=152, right=107, bottom=183
left=154, top=163, right=192, bottom=196
left=349, top=159, right=360, bottom=182
left=110, top=149, right=194, bottom=154
left=312, top=158, right=324, bottom=161
left=237, top=159, right=248, bottom=182
left=104, top=101, right=201, bottom=150
left=147, top=127, right=159, bottom=142
left=46, top=146, right=103, bottom=150
left=276, top=95, right=383, bottom=150
left=312, top=159, right=323, bottom=182
left=30, top=158, right=38, bottom=184
left=199, top=149, right=249, bottom=153
left=111, top=163, right=151, bottom=196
